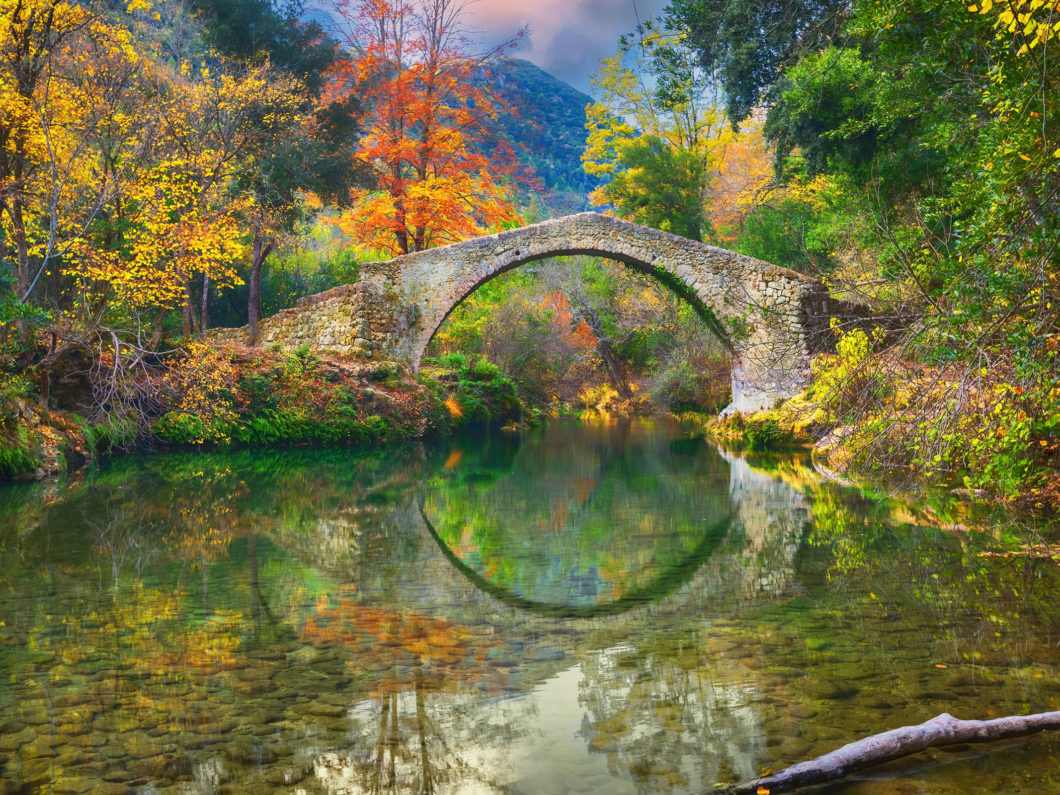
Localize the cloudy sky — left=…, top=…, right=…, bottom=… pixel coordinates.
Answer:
left=465, top=0, right=669, bottom=94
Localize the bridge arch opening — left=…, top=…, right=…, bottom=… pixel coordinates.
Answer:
left=423, top=254, right=736, bottom=413
left=417, top=244, right=736, bottom=367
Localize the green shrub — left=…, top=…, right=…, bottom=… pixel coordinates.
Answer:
left=438, top=352, right=467, bottom=370
left=809, top=322, right=889, bottom=420
left=155, top=412, right=224, bottom=446
left=367, top=363, right=396, bottom=383
left=468, top=358, right=501, bottom=380
left=286, top=345, right=319, bottom=375
left=87, top=418, right=138, bottom=453
left=238, top=372, right=278, bottom=412
left=744, top=414, right=797, bottom=451
left=0, top=426, right=37, bottom=478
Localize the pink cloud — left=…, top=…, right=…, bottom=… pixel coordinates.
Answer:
left=464, top=0, right=669, bottom=93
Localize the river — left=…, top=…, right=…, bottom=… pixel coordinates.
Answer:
left=1, top=418, right=1058, bottom=793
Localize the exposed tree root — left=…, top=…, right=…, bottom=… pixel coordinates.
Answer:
left=713, top=711, right=1060, bottom=793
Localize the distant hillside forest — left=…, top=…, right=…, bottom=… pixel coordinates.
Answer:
left=473, top=58, right=601, bottom=213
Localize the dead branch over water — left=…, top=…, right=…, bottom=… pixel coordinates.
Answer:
left=712, top=711, right=1060, bottom=793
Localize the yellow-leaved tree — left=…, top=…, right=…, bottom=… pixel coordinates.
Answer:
left=68, top=58, right=308, bottom=341
left=0, top=0, right=312, bottom=424
left=582, top=22, right=735, bottom=242
left=0, top=0, right=100, bottom=303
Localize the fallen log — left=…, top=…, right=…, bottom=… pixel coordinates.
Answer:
left=714, top=710, right=1060, bottom=793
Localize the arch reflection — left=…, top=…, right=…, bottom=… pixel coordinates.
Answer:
left=419, top=420, right=809, bottom=619
left=419, top=506, right=733, bottom=618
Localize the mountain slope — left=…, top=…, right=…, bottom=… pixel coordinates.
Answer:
left=474, top=58, right=601, bottom=215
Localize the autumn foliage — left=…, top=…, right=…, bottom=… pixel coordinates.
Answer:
left=326, top=0, right=529, bottom=255
left=0, top=2, right=309, bottom=326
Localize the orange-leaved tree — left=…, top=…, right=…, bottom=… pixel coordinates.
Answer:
left=326, top=0, right=530, bottom=255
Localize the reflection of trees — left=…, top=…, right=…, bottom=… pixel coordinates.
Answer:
left=0, top=446, right=451, bottom=783
left=577, top=643, right=766, bottom=792
left=424, top=420, right=732, bottom=606
left=302, top=596, right=533, bottom=792
left=84, top=487, right=161, bottom=586
left=805, top=481, right=1060, bottom=706
left=421, top=505, right=732, bottom=618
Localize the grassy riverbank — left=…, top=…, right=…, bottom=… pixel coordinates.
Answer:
left=0, top=343, right=527, bottom=481
left=704, top=356, right=1060, bottom=517
left=4, top=335, right=1056, bottom=521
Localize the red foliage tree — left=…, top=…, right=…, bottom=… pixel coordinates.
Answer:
left=326, top=0, right=532, bottom=255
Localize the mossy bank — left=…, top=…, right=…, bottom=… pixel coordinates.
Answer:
left=0, top=343, right=526, bottom=481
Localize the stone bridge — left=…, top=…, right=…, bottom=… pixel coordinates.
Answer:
left=211, top=213, right=845, bottom=413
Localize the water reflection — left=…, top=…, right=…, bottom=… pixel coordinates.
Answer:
left=0, top=422, right=1058, bottom=793
left=421, top=420, right=808, bottom=616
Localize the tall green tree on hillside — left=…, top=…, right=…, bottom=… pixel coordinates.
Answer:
left=191, top=0, right=333, bottom=91
left=190, top=0, right=367, bottom=341
left=666, top=0, right=851, bottom=125
left=583, top=22, right=732, bottom=241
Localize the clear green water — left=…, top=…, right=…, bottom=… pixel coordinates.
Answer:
left=1, top=418, right=1059, bottom=793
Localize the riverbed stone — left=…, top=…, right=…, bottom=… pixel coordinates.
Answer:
left=264, top=765, right=308, bottom=786
left=786, top=703, right=817, bottom=720
left=778, top=735, right=811, bottom=761
left=0, top=728, right=32, bottom=752
left=306, top=698, right=347, bottom=718
left=100, top=769, right=137, bottom=783
left=50, top=776, right=95, bottom=794
left=224, top=738, right=279, bottom=765
left=128, top=753, right=194, bottom=780
left=88, top=784, right=133, bottom=795
left=809, top=679, right=861, bottom=701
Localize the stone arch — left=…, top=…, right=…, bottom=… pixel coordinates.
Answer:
left=211, top=213, right=840, bottom=413
left=412, top=229, right=736, bottom=373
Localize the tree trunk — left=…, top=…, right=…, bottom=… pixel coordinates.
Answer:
left=597, top=337, right=633, bottom=398
left=200, top=273, right=210, bottom=335
left=247, top=534, right=260, bottom=623
left=10, top=199, right=32, bottom=342
left=150, top=308, right=165, bottom=350
left=38, top=332, right=57, bottom=407
left=717, top=711, right=1060, bottom=794
left=183, top=283, right=200, bottom=339
left=182, top=285, right=192, bottom=339
left=12, top=200, right=30, bottom=300
left=248, top=235, right=274, bottom=346
left=578, top=303, right=633, bottom=398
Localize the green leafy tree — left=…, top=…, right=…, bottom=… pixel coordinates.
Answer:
left=595, top=135, right=710, bottom=241
left=666, top=0, right=851, bottom=125
left=583, top=22, right=732, bottom=241
left=192, top=0, right=367, bottom=341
